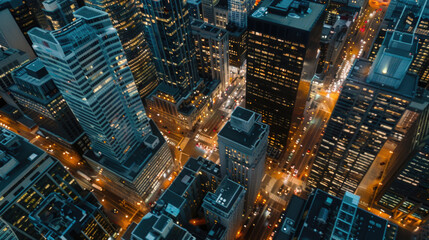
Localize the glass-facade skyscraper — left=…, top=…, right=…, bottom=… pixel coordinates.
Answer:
left=84, top=0, right=158, bottom=98
left=309, top=31, right=423, bottom=197
left=29, top=7, right=150, bottom=162
left=142, top=0, right=199, bottom=99
left=246, top=0, right=324, bottom=156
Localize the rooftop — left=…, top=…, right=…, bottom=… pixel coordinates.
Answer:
left=250, top=0, right=325, bottom=31
left=202, top=178, right=245, bottom=216
left=28, top=193, right=98, bottom=239
left=274, top=195, right=306, bottom=240
left=218, top=109, right=269, bottom=149
left=132, top=213, right=195, bottom=240
left=0, top=128, right=44, bottom=192
left=191, top=19, right=227, bottom=39
left=74, top=6, right=108, bottom=20
left=231, top=107, right=254, bottom=122
left=297, top=189, right=397, bottom=239
left=83, top=120, right=165, bottom=181
left=349, top=59, right=418, bottom=99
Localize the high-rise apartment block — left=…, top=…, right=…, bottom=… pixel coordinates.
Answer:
left=273, top=189, right=397, bottom=239
left=191, top=19, right=229, bottom=90
left=246, top=0, right=324, bottom=155
left=203, top=178, right=245, bottom=240
left=218, top=107, right=269, bottom=212
left=29, top=7, right=174, bottom=202
left=10, top=59, right=90, bottom=154
left=42, top=0, right=76, bottom=30
left=309, top=30, right=425, bottom=197
left=0, top=128, right=116, bottom=239
left=29, top=193, right=117, bottom=239
left=85, top=0, right=157, bottom=98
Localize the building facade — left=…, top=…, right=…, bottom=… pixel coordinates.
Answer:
left=10, top=59, right=90, bottom=154
left=0, top=0, right=40, bottom=59
left=29, top=7, right=150, bottom=162
left=218, top=107, right=269, bottom=212
left=246, top=0, right=324, bottom=155
left=84, top=0, right=158, bottom=98
left=191, top=19, right=229, bottom=90
left=309, top=31, right=423, bottom=197
left=203, top=178, right=245, bottom=240
left=42, top=0, right=77, bottom=30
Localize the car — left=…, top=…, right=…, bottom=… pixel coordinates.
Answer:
left=204, top=128, right=208, bottom=132
left=112, top=209, right=118, bottom=214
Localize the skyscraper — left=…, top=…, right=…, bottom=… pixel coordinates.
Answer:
left=218, top=107, right=269, bottom=212
left=42, top=0, right=76, bottom=30
left=10, top=59, right=90, bottom=154
left=309, top=30, right=424, bottom=197
left=28, top=7, right=174, bottom=202
left=85, top=0, right=158, bottom=98
left=29, top=7, right=149, bottom=162
left=0, top=0, right=39, bottom=58
left=0, top=128, right=114, bottom=239
left=143, top=0, right=218, bottom=130
left=142, top=0, right=199, bottom=98
left=374, top=98, right=429, bottom=225
left=202, top=178, right=245, bottom=240
left=202, top=0, right=217, bottom=24
left=246, top=0, right=324, bottom=156
left=0, top=47, right=29, bottom=109
left=191, top=19, right=229, bottom=89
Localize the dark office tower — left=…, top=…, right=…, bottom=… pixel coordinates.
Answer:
left=0, top=128, right=117, bottom=239
left=191, top=19, right=229, bottom=90
left=246, top=0, right=324, bottom=156
left=308, top=30, right=424, bottom=197
left=374, top=100, right=429, bottom=225
left=42, top=0, right=76, bottom=30
left=26, top=0, right=50, bottom=29
left=0, top=0, right=39, bottom=59
left=85, top=0, right=157, bottom=98
left=142, top=0, right=199, bottom=97
left=202, top=0, right=217, bottom=24
left=0, top=47, right=29, bottom=111
left=227, top=25, right=246, bottom=72
left=10, top=59, right=90, bottom=154
left=218, top=107, right=269, bottom=212
left=29, top=193, right=117, bottom=239
left=188, top=0, right=203, bottom=19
